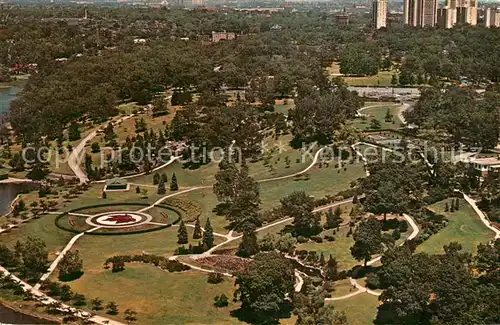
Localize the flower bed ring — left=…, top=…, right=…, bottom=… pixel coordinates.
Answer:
left=86, top=211, right=153, bottom=229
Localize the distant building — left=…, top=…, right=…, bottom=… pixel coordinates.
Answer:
left=484, top=7, right=500, bottom=27
left=372, top=0, right=387, bottom=29
left=335, top=13, right=350, bottom=25
left=211, top=31, right=236, bottom=43
left=437, top=6, right=457, bottom=28
left=404, top=0, right=438, bottom=27
left=461, top=156, right=500, bottom=176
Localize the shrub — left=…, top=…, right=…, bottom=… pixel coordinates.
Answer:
left=207, top=272, right=224, bottom=284
left=324, top=235, right=336, bottom=242
left=297, top=236, right=309, bottom=244
left=165, top=260, right=190, bottom=272
left=213, top=294, right=229, bottom=308
left=366, top=273, right=380, bottom=289
left=310, top=235, right=323, bottom=243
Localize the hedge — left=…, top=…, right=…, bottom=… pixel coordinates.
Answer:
left=0, top=173, right=8, bottom=181
left=55, top=203, right=182, bottom=236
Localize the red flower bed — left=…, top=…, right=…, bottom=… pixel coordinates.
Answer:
left=196, top=256, right=250, bottom=274
left=104, top=214, right=137, bottom=224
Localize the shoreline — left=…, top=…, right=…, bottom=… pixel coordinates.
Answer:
left=0, top=299, right=58, bottom=324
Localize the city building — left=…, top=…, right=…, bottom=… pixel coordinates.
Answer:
left=211, top=31, right=236, bottom=43
left=335, top=13, right=350, bottom=25
left=404, top=0, right=438, bottom=27
left=484, top=7, right=500, bottom=27
left=372, top=0, right=387, bottom=29
left=484, top=7, right=492, bottom=26
left=460, top=156, right=500, bottom=176
left=437, top=6, right=457, bottom=28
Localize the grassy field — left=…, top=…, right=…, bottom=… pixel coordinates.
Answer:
left=129, top=134, right=312, bottom=187
left=328, top=293, right=379, bottom=325
left=343, top=70, right=394, bottom=87
left=0, top=214, right=73, bottom=261
left=61, top=184, right=164, bottom=212
left=297, top=226, right=358, bottom=271
left=65, top=265, right=244, bottom=325
left=417, top=199, right=495, bottom=255
left=353, top=104, right=402, bottom=131
left=259, top=162, right=365, bottom=209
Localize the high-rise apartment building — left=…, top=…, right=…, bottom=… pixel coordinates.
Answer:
left=404, top=0, right=438, bottom=27
left=447, top=0, right=477, bottom=25
left=484, top=7, right=492, bottom=27
left=437, top=6, right=457, bottom=28
left=372, top=0, right=387, bottom=29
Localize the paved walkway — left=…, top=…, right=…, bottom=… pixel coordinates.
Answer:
left=463, top=193, right=500, bottom=239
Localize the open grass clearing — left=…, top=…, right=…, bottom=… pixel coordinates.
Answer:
left=129, top=134, right=314, bottom=187
left=342, top=70, right=394, bottom=87
left=353, top=105, right=402, bottom=131
left=0, top=214, right=73, bottom=261
left=327, top=292, right=379, bottom=325
left=417, top=199, right=495, bottom=255
left=62, top=264, right=244, bottom=325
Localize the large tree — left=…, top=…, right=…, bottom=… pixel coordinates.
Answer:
left=350, top=217, right=384, bottom=266
left=280, top=191, right=321, bottom=237
left=235, top=252, right=295, bottom=323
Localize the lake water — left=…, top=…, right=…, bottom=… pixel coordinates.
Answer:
left=0, top=87, right=20, bottom=116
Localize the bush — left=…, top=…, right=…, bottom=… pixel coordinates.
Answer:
left=207, top=272, right=224, bottom=284
left=213, top=294, right=229, bottom=308
left=366, top=273, right=380, bottom=289
left=165, top=260, right=190, bottom=272
left=310, top=235, right=323, bottom=243
left=324, top=235, right=336, bottom=242
left=297, top=236, right=309, bottom=244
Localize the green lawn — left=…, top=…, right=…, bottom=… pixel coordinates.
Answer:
left=61, top=184, right=164, bottom=212
left=353, top=104, right=402, bottom=131
left=343, top=70, right=394, bottom=87
left=259, top=162, right=365, bottom=209
left=328, top=293, right=379, bottom=325
left=0, top=214, right=73, bottom=261
left=129, top=134, right=312, bottom=187
left=172, top=188, right=229, bottom=234
left=65, top=265, right=244, bottom=325
left=417, top=199, right=495, bottom=255
left=297, top=226, right=358, bottom=271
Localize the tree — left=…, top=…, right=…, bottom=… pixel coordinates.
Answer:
left=170, top=173, right=178, bottom=191
left=369, top=119, right=382, bottom=130
left=153, top=173, right=160, bottom=185
left=91, top=142, right=100, bottom=153
left=90, top=297, right=103, bottom=311
left=106, top=301, right=119, bottom=315
left=202, top=218, right=214, bottom=249
left=124, top=309, right=137, bottom=324
left=235, top=252, right=295, bottom=322
left=68, top=121, right=81, bottom=141
left=238, top=230, right=259, bottom=257
left=72, top=293, right=86, bottom=306
left=161, top=173, right=168, bottom=183
left=58, top=250, right=83, bottom=281
left=324, top=255, right=339, bottom=281
left=294, top=281, right=347, bottom=325
left=157, top=179, right=166, bottom=195
left=213, top=294, right=229, bottom=308
left=177, top=220, right=188, bottom=245
left=193, top=217, right=202, bottom=239
left=281, top=192, right=321, bottom=237
left=15, top=237, right=48, bottom=279
left=325, top=207, right=342, bottom=229
left=350, top=217, right=383, bottom=266
left=136, top=186, right=141, bottom=194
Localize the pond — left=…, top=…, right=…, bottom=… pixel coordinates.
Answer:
left=0, top=183, right=22, bottom=216
left=0, top=87, right=21, bottom=115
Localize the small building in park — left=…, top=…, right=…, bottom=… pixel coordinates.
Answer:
left=104, top=178, right=130, bottom=192
left=463, top=156, right=500, bottom=176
